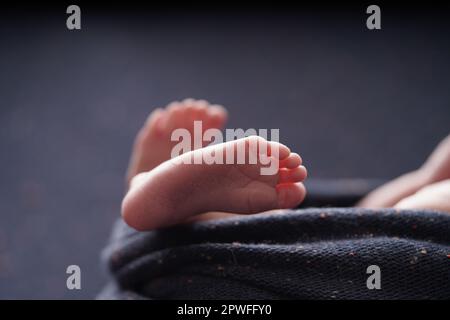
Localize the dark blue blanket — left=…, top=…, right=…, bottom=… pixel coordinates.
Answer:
left=99, top=181, right=450, bottom=299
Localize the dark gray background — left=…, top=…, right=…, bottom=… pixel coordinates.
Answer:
left=0, top=5, right=449, bottom=298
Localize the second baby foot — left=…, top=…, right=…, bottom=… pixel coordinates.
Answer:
left=122, top=136, right=307, bottom=231
left=126, top=99, right=228, bottom=185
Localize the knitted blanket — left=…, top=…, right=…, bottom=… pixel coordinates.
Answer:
left=99, top=180, right=450, bottom=299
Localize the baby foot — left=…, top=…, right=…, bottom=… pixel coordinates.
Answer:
left=122, top=136, right=307, bottom=231
left=126, top=99, right=228, bottom=185
left=359, top=134, right=450, bottom=208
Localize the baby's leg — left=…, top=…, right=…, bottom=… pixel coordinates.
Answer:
left=126, top=99, right=227, bottom=185
left=359, top=134, right=450, bottom=208
left=122, top=136, right=307, bottom=231
left=357, top=171, right=429, bottom=208
left=394, top=180, right=450, bottom=213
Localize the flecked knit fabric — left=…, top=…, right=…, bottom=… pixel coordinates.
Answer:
left=98, top=181, right=450, bottom=300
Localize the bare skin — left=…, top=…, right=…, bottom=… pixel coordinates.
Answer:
left=394, top=180, right=450, bottom=212
left=123, top=136, right=307, bottom=230
left=124, top=99, right=450, bottom=231
left=126, top=99, right=228, bottom=186
left=359, top=134, right=450, bottom=213
left=123, top=100, right=306, bottom=230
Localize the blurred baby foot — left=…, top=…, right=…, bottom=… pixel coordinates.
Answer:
left=126, top=98, right=228, bottom=186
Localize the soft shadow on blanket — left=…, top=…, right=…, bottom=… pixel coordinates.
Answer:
left=98, top=180, right=450, bottom=299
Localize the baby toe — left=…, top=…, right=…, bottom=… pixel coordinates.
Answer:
left=193, top=99, right=210, bottom=109
left=252, top=138, right=290, bottom=161
left=145, top=108, right=164, bottom=126
left=267, top=141, right=290, bottom=160
left=166, top=101, right=182, bottom=111
left=166, top=105, right=187, bottom=129
left=280, top=153, right=302, bottom=169
left=276, top=182, right=306, bottom=209
left=142, top=108, right=166, bottom=136
left=181, top=98, right=196, bottom=106
left=206, top=104, right=228, bottom=127
left=278, top=166, right=307, bottom=184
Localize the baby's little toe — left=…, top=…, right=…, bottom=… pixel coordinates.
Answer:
left=142, top=108, right=165, bottom=136
left=276, top=182, right=306, bottom=209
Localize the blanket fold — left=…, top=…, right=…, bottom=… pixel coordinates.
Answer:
left=99, top=180, right=450, bottom=299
